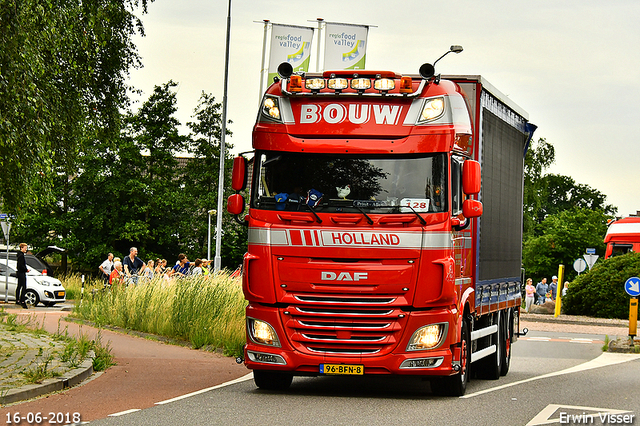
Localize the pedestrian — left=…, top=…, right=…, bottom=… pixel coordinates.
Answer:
left=562, top=281, right=569, bottom=297
left=143, top=259, right=155, bottom=281
left=123, top=247, right=146, bottom=285
left=549, top=276, right=558, bottom=301
left=525, top=278, right=535, bottom=313
left=201, top=259, right=210, bottom=277
left=191, top=258, right=203, bottom=276
left=99, top=253, right=114, bottom=286
left=15, top=243, right=29, bottom=308
left=109, top=261, right=124, bottom=286
left=168, top=253, right=190, bottom=278
left=535, top=277, right=548, bottom=305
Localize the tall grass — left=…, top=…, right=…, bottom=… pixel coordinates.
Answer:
left=69, top=274, right=247, bottom=357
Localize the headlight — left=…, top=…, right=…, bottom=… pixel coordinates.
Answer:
left=374, top=78, right=395, bottom=91
left=33, top=278, right=50, bottom=286
left=328, top=78, right=348, bottom=90
left=406, top=323, right=447, bottom=351
left=419, top=96, right=445, bottom=123
left=351, top=78, right=371, bottom=90
left=305, top=78, right=325, bottom=90
left=247, top=318, right=281, bottom=347
left=261, top=96, right=281, bottom=121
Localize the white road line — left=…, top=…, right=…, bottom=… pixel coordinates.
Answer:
left=525, top=337, right=551, bottom=341
left=461, top=352, right=640, bottom=399
left=570, top=339, right=594, bottom=344
left=108, top=409, right=141, bottom=417
left=155, top=373, right=254, bottom=405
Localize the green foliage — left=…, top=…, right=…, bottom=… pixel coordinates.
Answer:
left=0, top=0, right=152, bottom=213
left=523, top=207, right=609, bottom=281
left=563, top=252, right=640, bottom=318
left=71, top=274, right=247, bottom=356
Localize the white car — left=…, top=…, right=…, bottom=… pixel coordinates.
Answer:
left=0, top=260, right=66, bottom=307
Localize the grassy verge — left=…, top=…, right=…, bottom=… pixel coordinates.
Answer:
left=69, top=273, right=247, bottom=357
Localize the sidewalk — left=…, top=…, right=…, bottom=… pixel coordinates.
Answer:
left=0, top=321, right=93, bottom=405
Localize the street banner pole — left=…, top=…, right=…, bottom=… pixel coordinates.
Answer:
left=630, top=298, right=638, bottom=338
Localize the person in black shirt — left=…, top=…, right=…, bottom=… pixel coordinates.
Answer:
left=123, top=247, right=146, bottom=285
left=16, top=243, right=28, bottom=308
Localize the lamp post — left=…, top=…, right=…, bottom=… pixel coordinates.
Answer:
left=214, top=0, right=232, bottom=273
left=207, top=209, right=217, bottom=261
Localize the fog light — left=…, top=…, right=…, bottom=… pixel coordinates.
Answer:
left=399, top=357, right=444, bottom=369
left=44, top=291, right=54, bottom=298
left=247, top=351, right=287, bottom=365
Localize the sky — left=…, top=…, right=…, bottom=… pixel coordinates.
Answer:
left=127, top=0, right=640, bottom=217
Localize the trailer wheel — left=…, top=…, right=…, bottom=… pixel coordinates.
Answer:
left=433, top=319, right=470, bottom=396
left=253, top=370, right=293, bottom=391
left=500, top=311, right=512, bottom=376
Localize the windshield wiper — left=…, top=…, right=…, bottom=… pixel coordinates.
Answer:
left=354, top=206, right=374, bottom=225
left=404, top=205, right=427, bottom=225
left=306, top=203, right=323, bottom=223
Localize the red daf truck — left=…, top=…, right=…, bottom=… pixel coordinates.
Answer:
left=228, top=55, right=535, bottom=396
left=604, top=216, right=640, bottom=258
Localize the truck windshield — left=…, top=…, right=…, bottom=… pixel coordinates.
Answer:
left=251, top=151, right=447, bottom=214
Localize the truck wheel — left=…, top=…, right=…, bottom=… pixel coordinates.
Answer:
left=500, top=311, right=512, bottom=376
left=477, top=312, right=501, bottom=380
left=433, top=319, right=470, bottom=396
left=253, top=370, right=293, bottom=391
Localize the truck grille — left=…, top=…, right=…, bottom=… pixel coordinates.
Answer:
left=283, top=305, right=406, bottom=356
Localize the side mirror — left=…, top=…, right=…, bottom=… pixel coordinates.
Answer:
left=227, top=194, right=245, bottom=216
left=463, top=199, right=483, bottom=218
left=231, top=156, right=247, bottom=191
left=462, top=160, right=481, bottom=195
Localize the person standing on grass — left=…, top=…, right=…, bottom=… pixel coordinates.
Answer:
left=99, top=253, right=114, bottom=285
left=15, top=243, right=29, bottom=308
left=123, top=247, right=146, bottom=285
left=168, top=253, right=190, bottom=278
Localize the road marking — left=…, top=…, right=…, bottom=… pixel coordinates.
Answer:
left=461, top=352, right=640, bottom=399
left=526, top=404, right=633, bottom=426
left=521, top=337, right=603, bottom=344
left=155, top=373, right=254, bottom=405
left=108, top=409, right=141, bottom=417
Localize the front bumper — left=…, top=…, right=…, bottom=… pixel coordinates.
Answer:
left=244, top=303, right=461, bottom=377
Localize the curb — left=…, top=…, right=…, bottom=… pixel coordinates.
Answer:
left=0, top=354, right=94, bottom=406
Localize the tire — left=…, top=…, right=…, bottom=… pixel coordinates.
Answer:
left=24, top=289, right=40, bottom=307
left=500, top=311, right=512, bottom=376
left=253, top=370, right=293, bottom=391
left=433, top=319, right=470, bottom=396
left=476, top=312, right=501, bottom=380
left=43, top=302, right=56, bottom=307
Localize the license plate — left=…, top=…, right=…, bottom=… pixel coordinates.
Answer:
left=56, top=291, right=65, bottom=297
left=320, top=364, right=364, bottom=375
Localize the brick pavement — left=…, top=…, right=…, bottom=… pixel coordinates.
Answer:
left=0, top=306, right=93, bottom=406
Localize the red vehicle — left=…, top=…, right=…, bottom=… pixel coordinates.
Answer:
left=604, top=216, right=640, bottom=258
left=228, top=57, right=535, bottom=396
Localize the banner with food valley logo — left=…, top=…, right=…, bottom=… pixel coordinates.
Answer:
left=268, top=23, right=314, bottom=84
left=324, top=22, right=369, bottom=71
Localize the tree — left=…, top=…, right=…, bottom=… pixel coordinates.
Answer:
left=523, top=138, right=555, bottom=236
left=0, top=0, right=152, bottom=213
left=563, top=252, right=640, bottom=319
left=182, top=92, right=244, bottom=268
left=522, top=208, right=609, bottom=282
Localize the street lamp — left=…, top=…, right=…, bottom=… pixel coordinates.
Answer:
left=207, top=209, right=217, bottom=261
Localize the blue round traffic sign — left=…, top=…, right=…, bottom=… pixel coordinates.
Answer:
left=625, top=277, right=640, bottom=297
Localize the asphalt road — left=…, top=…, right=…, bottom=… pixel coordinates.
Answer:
left=85, top=330, right=640, bottom=426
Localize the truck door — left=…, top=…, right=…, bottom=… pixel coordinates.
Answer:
left=451, top=156, right=473, bottom=287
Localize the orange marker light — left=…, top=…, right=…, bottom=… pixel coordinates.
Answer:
left=400, top=76, right=413, bottom=93
left=289, top=75, right=302, bottom=92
